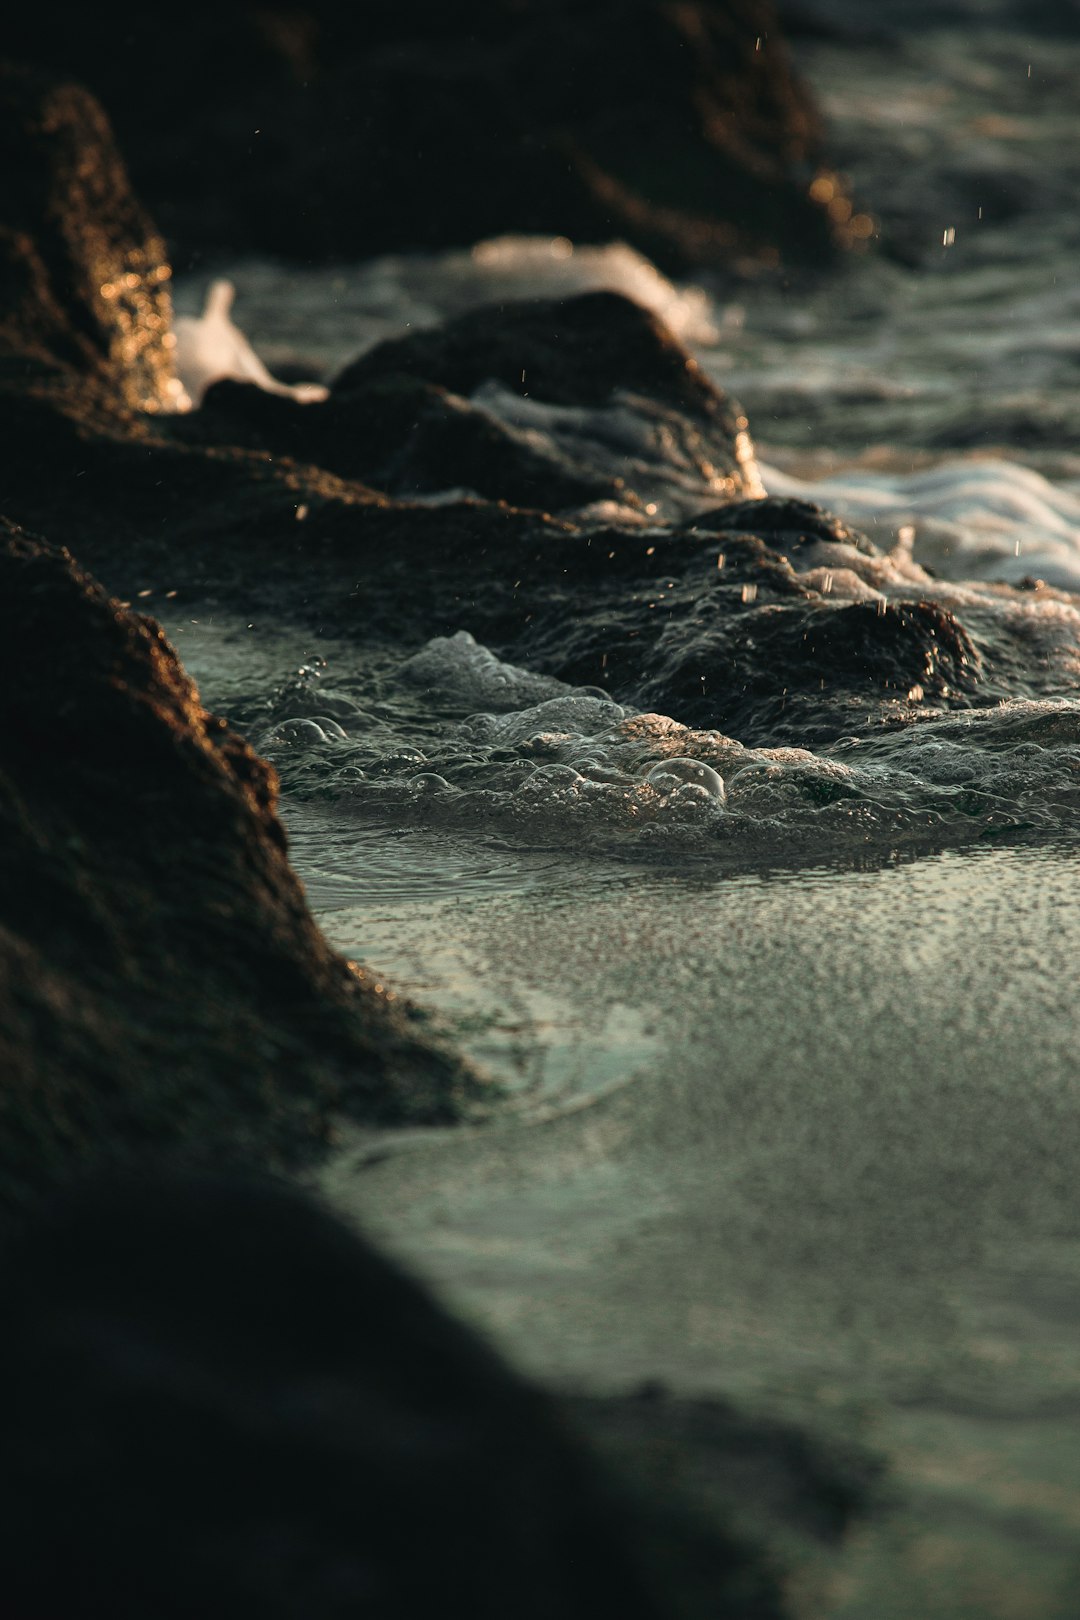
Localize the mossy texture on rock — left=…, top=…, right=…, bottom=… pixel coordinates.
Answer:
left=0, top=524, right=483, bottom=1215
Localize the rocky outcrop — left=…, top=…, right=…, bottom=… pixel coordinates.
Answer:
left=176, top=372, right=627, bottom=513
left=177, top=290, right=761, bottom=512
left=0, top=63, right=180, bottom=412
left=2, top=2, right=846, bottom=274
left=0, top=524, right=483, bottom=1215
left=0, top=1170, right=875, bottom=1619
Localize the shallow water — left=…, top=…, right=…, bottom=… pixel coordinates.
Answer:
left=167, top=10, right=1080, bottom=1611
left=317, top=841, right=1080, bottom=1618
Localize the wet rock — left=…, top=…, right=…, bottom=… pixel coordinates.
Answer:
left=0, top=63, right=179, bottom=412
left=632, top=595, right=982, bottom=744
left=338, top=290, right=740, bottom=423
left=335, top=290, right=761, bottom=502
left=0, top=524, right=483, bottom=1216
left=769, top=598, right=981, bottom=695
left=689, top=494, right=873, bottom=551
left=177, top=291, right=760, bottom=511
left=179, top=373, right=627, bottom=513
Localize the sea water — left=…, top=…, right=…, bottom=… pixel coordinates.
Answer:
left=165, top=10, right=1080, bottom=1615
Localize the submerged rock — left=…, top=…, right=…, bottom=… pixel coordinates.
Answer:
left=2, top=3, right=845, bottom=274
left=0, top=525, right=482, bottom=1215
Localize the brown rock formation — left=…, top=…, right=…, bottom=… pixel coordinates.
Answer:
left=0, top=524, right=485, bottom=1215
left=0, top=63, right=180, bottom=412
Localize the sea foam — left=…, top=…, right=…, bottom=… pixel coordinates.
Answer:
left=762, top=457, right=1080, bottom=591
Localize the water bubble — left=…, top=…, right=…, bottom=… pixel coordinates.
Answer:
left=644, top=757, right=727, bottom=802
left=264, top=718, right=334, bottom=745
left=525, top=764, right=586, bottom=789
left=305, top=716, right=349, bottom=739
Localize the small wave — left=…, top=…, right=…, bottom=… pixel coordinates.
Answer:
left=762, top=457, right=1080, bottom=590
left=253, top=634, right=1080, bottom=858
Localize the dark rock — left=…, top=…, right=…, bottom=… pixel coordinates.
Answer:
left=176, top=291, right=760, bottom=512
left=688, top=494, right=873, bottom=551
left=338, top=290, right=739, bottom=419
left=0, top=1170, right=806, bottom=1620
left=334, top=289, right=762, bottom=507
left=767, top=598, right=981, bottom=695
left=2, top=2, right=846, bottom=274
left=180, top=373, right=628, bottom=512
left=0, top=524, right=484, bottom=1216
left=0, top=63, right=179, bottom=412
left=630, top=595, right=983, bottom=743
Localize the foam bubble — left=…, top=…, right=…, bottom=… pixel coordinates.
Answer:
left=644, top=758, right=727, bottom=801
left=263, top=716, right=348, bottom=746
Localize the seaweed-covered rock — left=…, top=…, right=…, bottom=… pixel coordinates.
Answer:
left=0, top=63, right=180, bottom=412
left=0, top=524, right=482, bottom=1215
left=2, top=2, right=846, bottom=273
left=0, top=1170, right=816, bottom=1620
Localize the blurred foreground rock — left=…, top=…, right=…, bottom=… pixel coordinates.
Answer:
left=3, top=1, right=845, bottom=274
left=0, top=1171, right=878, bottom=1619
left=0, top=526, right=483, bottom=1214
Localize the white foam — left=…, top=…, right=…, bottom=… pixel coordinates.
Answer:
left=761, top=457, right=1080, bottom=590
left=463, top=693, right=630, bottom=748
left=472, top=382, right=757, bottom=515
left=218, top=616, right=1080, bottom=855
left=463, top=236, right=721, bottom=346
left=173, top=280, right=329, bottom=409
left=173, top=239, right=721, bottom=385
